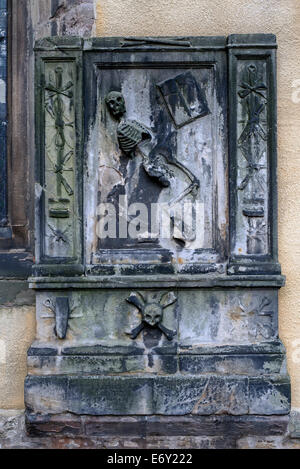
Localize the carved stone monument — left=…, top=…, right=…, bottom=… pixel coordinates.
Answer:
left=25, top=35, right=290, bottom=446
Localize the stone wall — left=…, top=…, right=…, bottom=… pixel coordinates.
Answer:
left=0, top=0, right=96, bottom=442
left=94, top=0, right=300, bottom=428
left=29, top=0, right=95, bottom=39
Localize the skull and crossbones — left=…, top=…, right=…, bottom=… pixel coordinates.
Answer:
left=127, top=291, right=177, bottom=341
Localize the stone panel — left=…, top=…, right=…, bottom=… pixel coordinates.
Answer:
left=26, top=35, right=290, bottom=442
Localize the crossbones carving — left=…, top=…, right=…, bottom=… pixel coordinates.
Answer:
left=127, top=291, right=177, bottom=341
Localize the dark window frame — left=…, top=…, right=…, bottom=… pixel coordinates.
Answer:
left=0, top=0, right=8, bottom=231
left=0, top=0, right=33, bottom=277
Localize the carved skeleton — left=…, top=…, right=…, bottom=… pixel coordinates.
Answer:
left=105, top=91, right=198, bottom=192
left=105, top=91, right=200, bottom=245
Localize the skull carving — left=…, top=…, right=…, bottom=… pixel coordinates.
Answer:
left=143, top=303, right=163, bottom=327
left=127, top=291, right=177, bottom=341
left=105, top=91, right=126, bottom=120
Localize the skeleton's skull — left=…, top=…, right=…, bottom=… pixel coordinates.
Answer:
left=143, top=303, right=163, bottom=327
left=105, top=91, right=126, bottom=119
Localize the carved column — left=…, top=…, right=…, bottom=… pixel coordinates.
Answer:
left=228, top=34, right=280, bottom=275
left=34, top=37, right=83, bottom=276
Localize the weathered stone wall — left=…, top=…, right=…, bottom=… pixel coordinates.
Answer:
left=0, top=0, right=96, bottom=426
left=29, top=0, right=95, bottom=39
left=94, top=0, right=300, bottom=423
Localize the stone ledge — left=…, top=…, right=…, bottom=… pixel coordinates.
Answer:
left=27, top=352, right=287, bottom=377
left=25, top=374, right=290, bottom=417
left=28, top=273, right=286, bottom=289
left=28, top=340, right=286, bottom=357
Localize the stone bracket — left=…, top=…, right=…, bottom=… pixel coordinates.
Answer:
left=54, top=297, right=70, bottom=340
left=44, top=296, right=70, bottom=339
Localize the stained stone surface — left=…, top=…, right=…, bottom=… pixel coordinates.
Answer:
left=25, top=374, right=290, bottom=417
left=31, top=289, right=278, bottom=348
left=26, top=34, right=291, bottom=442
left=1, top=411, right=300, bottom=449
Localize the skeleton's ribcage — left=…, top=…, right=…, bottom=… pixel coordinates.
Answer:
left=117, top=120, right=150, bottom=154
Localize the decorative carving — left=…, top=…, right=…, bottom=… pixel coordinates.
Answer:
left=246, top=218, right=266, bottom=255
left=242, top=197, right=264, bottom=213
left=105, top=91, right=199, bottom=196
left=238, top=96, right=266, bottom=144
left=236, top=63, right=268, bottom=255
left=45, top=66, right=74, bottom=219
left=243, top=208, right=264, bottom=218
left=238, top=65, right=267, bottom=195
left=142, top=146, right=174, bottom=188
left=105, top=91, right=174, bottom=188
left=105, top=89, right=201, bottom=247
left=40, top=58, right=81, bottom=262
left=237, top=296, right=274, bottom=340
left=47, top=223, right=69, bottom=244
left=46, top=150, right=74, bottom=196
left=157, top=71, right=210, bottom=129
left=127, top=291, right=177, bottom=341
left=120, top=37, right=191, bottom=48
left=105, top=91, right=126, bottom=120
left=43, top=297, right=70, bottom=339
left=117, top=120, right=151, bottom=157
left=238, top=64, right=267, bottom=101
left=106, top=91, right=152, bottom=156
left=238, top=142, right=266, bottom=193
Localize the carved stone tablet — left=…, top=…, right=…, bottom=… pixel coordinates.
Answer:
left=26, top=35, right=290, bottom=443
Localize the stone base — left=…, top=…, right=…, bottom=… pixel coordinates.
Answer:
left=25, top=287, right=291, bottom=445
left=26, top=414, right=289, bottom=439
left=2, top=411, right=300, bottom=449
left=21, top=413, right=300, bottom=449
left=25, top=339, right=291, bottom=445
left=24, top=371, right=291, bottom=448
left=25, top=371, right=290, bottom=417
